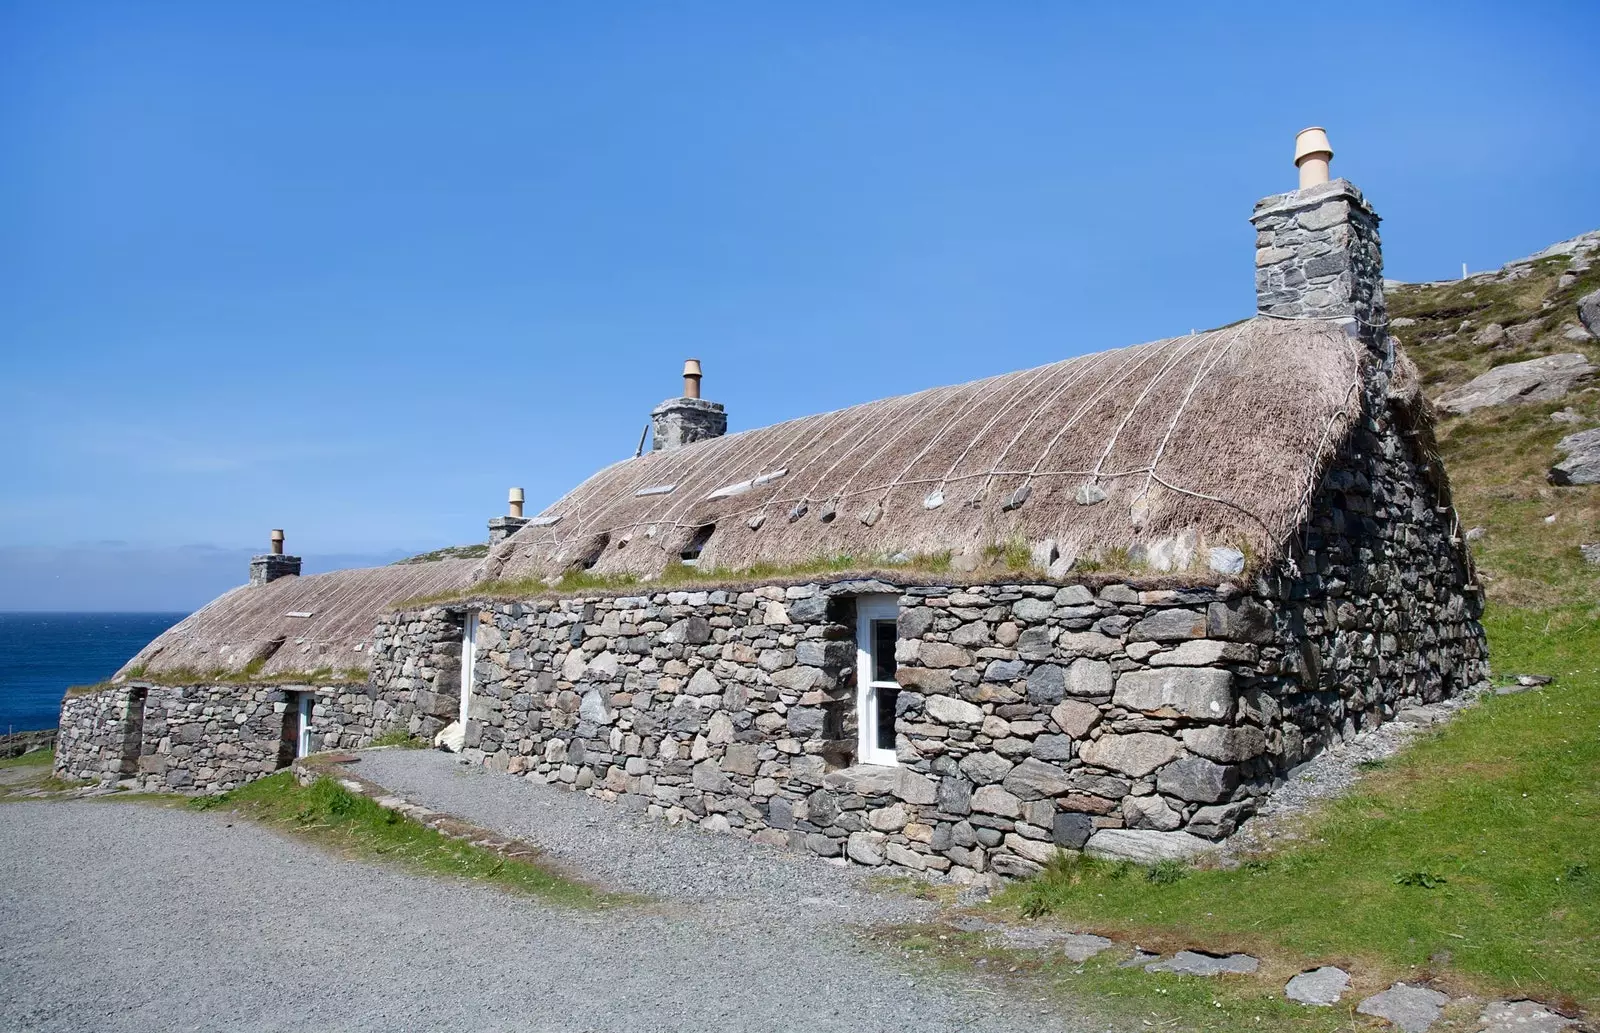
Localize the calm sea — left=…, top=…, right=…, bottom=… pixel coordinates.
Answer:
left=0, top=613, right=186, bottom=734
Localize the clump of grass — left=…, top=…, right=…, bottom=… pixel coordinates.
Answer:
left=369, top=728, right=427, bottom=749
left=996, top=603, right=1600, bottom=1010
left=200, top=772, right=610, bottom=908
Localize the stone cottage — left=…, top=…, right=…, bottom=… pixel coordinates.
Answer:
left=57, top=130, right=1488, bottom=880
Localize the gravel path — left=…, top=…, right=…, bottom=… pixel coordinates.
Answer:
left=354, top=748, right=954, bottom=928
left=1, top=791, right=1109, bottom=1033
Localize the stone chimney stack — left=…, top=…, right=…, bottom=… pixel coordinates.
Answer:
left=249, top=529, right=302, bottom=586
left=488, top=487, right=530, bottom=544
left=651, top=358, right=727, bottom=452
left=1251, top=127, right=1388, bottom=350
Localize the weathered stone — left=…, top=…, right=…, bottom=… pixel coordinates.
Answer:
left=1149, top=640, right=1256, bottom=667
left=846, top=831, right=885, bottom=866
left=1285, top=967, right=1350, bottom=1007
left=578, top=689, right=613, bottom=725
left=1029, top=734, right=1073, bottom=761
left=1052, top=812, right=1095, bottom=849
left=926, top=694, right=984, bottom=725
left=1050, top=699, right=1101, bottom=738
left=1356, top=984, right=1451, bottom=1033
left=686, top=668, right=721, bottom=696
left=971, top=784, right=1022, bottom=817
left=1476, top=1000, right=1578, bottom=1033
left=1080, top=733, right=1180, bottom=777
left=1146, top=951, right=1259, bottom=977
left=1437, top=353, right=1595, bottom=414
left=868, top=803, right=909, bottom=831
left=1185, top=801, right=1251, bottom=839
left=1004, top=833, right=1059, bottom=865
left=983, top=659, right=1027, bottom=682
left=1206, top=598, right=1275, bottom=643
left=958, top=752, right=1014, bottom=784
left=1122, top=793, right=1181, bottom=831
left=1014, top=665, right=1060, bottom=705
left=919, top=642, right=973, bottom=668
left=1128, top=609, right=1207, bottom=642
left=1002, top=758, right=1073, bottom=799
left=1550, top=427, right=1600, bottom=485
left=691, top=761, right=731, bottom=794
left=892, top=768, right=938, bottom=805
left=937, top=776, right=972, bottom=815
left=1057, top=632, right=1120, bottom=658
left=1064, top=658, right=1113, bottom=698
left=1083, top=828, right=1213, bottom=863
left=1113, top=668, right=1233, bottom=720
left=1156, top=755, right=1240, bottom=803
left=1181, top=725, right=1266, bottom=762
left=722, top=743, right=760, bottom=776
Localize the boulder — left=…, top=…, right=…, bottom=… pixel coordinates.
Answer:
left=1436, top=353, right=1595, bottom=414
left=1550, top=427, right=1600, bottom=486
left=1052, top=812, right=1095, bottom=848
left=958, top=751, right=1014, bottom=784
left=1580, top=288, right=1600, bottom=337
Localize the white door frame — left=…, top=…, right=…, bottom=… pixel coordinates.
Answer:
left=458, top=611, right=479, bottom=728
left=855, top=595, right=900, bottom=767
left=296, top=693, right=314, bottom=758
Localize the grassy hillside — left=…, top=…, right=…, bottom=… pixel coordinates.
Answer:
left=1386, top=240, right=1600, bottom=606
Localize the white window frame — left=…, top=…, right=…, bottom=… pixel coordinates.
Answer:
left=459, top=611, right=479, bottom=728
left=855, top=595, right=900, bottom=767
left=296, top=693, right=314, bottom=759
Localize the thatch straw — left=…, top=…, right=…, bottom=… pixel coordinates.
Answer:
left=482, top=317, right=1365, bottom=583
left=116, top=558, right=478, bottom=679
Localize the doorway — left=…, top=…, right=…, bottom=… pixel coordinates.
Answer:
left=458, top=611, right=479, bottom=730
left=855, top=595, right=900, bottom=766
left=119, top=687, right=148, bottom=776
left=278, top=691, right=315, bottom=767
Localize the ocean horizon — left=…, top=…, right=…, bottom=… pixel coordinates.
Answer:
left=0, top=612, right=186, bottom=734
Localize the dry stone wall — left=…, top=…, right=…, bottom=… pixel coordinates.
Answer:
left=375, top=521, right=1484, bottom=882
left=54, top=680, right=372, bottom=793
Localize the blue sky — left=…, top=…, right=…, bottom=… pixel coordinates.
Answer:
left=2, top=2, right=1597, bottom=610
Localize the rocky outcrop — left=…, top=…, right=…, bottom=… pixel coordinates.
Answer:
left=1435, top=354, right=1595, bottom=414
left=1549, top=427, right=1600, bottom=486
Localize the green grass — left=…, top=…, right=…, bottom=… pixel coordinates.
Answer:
left=886, top=925, right=1485, bottom=1033
left=200, top=772, right=612, bottom=908
left=995, top=603, right=1600, bottom=1013
left=1386, top=249, right=1600, bottom=609
left=368, top=728, right=428, bottom=749
left=0, top=748, right=54, bottom=770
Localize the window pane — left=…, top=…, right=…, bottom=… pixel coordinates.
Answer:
left=876, top=687, right=899, bottom=751
left=872, top=620, right=897, bottom=682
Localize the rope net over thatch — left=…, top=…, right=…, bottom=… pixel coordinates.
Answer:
left=482, top=317, right=1366, bottom=583
left=116, top=559, right=478, bottom=680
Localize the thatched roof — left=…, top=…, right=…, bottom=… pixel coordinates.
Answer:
left=482, top=317, right=1366, bottom=583
left=115, top=559, right=477, bottom=680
